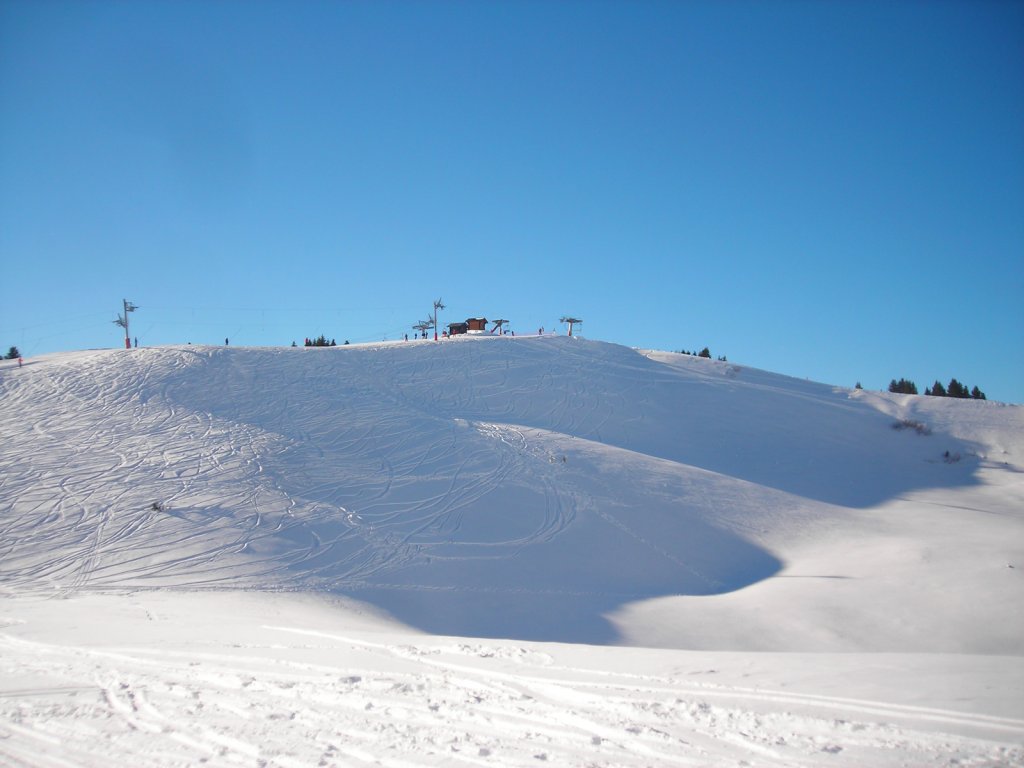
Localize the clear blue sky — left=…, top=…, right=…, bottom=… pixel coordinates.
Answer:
left=2, top=0, right=1022, bottom=402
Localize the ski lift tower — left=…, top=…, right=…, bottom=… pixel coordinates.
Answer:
left=113, top=299, right=138, bottom=349
left=560, top=316, right=582, bottom=337
left=413, top=320, right=433, bottom=339
left=432, top=298, right=445, bottom=341
left=490, top=319, right=509, bottom=335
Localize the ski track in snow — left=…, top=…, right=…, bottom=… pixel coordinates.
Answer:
left=0, top=340, right=788, bottom=606
left=0, top=621, right=1020, bottom=768
left=1, top=337, right=1023, bottom=766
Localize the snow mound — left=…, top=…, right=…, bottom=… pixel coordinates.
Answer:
left=3, top=337, right=1023, bottom=767
left=1, top=336, right=1021, bottom=648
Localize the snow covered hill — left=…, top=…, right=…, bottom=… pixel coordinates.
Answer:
left=1, top=336, right=1022, bottom=766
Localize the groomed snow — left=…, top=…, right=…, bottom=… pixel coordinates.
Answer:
left=1, top=336, right=1022, bottom=766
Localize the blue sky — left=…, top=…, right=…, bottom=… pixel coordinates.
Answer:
left=2, top=0, right=1022, bottom=402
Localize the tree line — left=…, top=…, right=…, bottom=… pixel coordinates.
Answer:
left=303, top=335, right=337, bottom=347
left=677, top=346, right=728, bottom=362
left=889, top=377, right=986, bottom=400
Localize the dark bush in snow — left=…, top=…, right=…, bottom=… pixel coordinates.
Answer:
left=892, top=419, right=931, bottom=435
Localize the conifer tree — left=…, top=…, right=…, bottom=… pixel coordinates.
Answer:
left=888, top=378, right=918, bottom=395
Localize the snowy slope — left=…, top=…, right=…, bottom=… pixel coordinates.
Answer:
left=1, top=336, right=1022, bottom=766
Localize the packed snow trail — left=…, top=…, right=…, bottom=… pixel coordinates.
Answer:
left=0, top=592, right=1020, bottom=768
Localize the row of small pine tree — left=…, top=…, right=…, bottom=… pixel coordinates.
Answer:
left=889, top=377, right=986, bottom=400
left=926, top=379, right=986, bottom=399
left=304, top=335, right=337, bottom=347
left=677, top=347, right=728, bottom=362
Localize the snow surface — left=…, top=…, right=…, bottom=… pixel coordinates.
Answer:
left=1, top=335, right=1022, bottom=766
